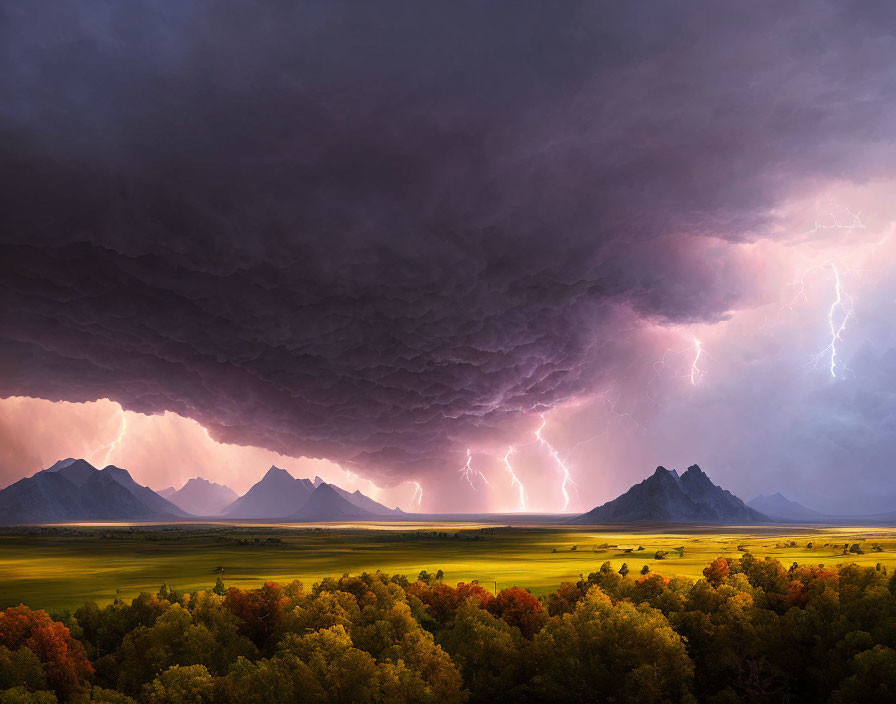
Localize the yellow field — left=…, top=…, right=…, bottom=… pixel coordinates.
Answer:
left=2, top=523, right=895, bottom=612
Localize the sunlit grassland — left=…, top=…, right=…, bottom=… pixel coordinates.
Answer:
left=2, top=523, right=896, bottom=612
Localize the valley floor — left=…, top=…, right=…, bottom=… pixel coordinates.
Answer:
left=2, top=522, right=895, bottom=612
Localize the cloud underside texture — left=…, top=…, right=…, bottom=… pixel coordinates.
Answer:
left=1, top=1, right=895, bottom=484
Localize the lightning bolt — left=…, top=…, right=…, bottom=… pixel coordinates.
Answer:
left=787, top=258, right=856, bottom=379
left=535, top=414, right=575, bottom=511
left=652, top=336, right=708, bottom=388
left=459, top=448, right=479, bottom=490
left=811, top=262, right=854, bottom=378
left=94, top=413, right=127, bottom=467
left=502, top=446, right=527, bottom=512
left=411, top=481, right=423, bottom=509
left=689, top=337, right=704, bottom=386
left=803, top=208, right=864, bottom=235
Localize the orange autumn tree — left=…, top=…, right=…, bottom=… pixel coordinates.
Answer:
left=487, top=587, right=546, bottom=638
left=0, top=605, right=93, bottom=699
left=703, top=557, right=730, bottom=587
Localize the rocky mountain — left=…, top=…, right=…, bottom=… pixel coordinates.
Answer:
left=287, top=483, right=375, bottom=522
left=747, top=492, right=825, bottom=522
left=221, top=466, right=315, bottom=519
left=165, top=477, right=238, bottom=516
left=571, top=465, right=770, bottom=524
left=0, top=458, right=189, bottom=524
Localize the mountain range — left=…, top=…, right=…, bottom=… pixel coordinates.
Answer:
left=222, top=466, right=399, bottom=520
left=571, top=465, right=769, bottom=524
left=0, top=459, right=402, bottom=525
left=0, top=458, right=188, bottom=523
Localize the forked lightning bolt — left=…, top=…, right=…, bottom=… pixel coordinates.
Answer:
left=788, top=260, right=855, bottom=379
left=502, top=446, right=527, bottom=512
left=803, top=208, right=864, bottom=235
left=653, top=337, right=707, bottom=387
left=535, top=414, right=575, bottom=511
left=410, top=481, right=423, bottom=509
left=459, top=448, right=490, bottom=490
left=814, top=262, right=854, bottom=378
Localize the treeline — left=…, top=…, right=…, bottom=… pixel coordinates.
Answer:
left=2, top=555, right=896, bottom=703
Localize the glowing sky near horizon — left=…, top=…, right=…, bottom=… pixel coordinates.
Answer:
left=3, top=2, right=896, bottom=514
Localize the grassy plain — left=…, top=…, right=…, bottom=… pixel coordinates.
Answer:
left=2, top=522, right=896, bottom=612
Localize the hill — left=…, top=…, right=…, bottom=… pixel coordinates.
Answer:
left=571, top=464, right=769, bottom=524
left=0, top=458, right=188, bottom=524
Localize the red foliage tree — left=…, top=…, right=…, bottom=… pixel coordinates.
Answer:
left=407, top=581, right=494, bottom=624
left=703, top=557, right=730, bottom=587
left=487, top=587, right=546, bottom=638
left=0, top=605, right=93, bottom=698
left=455, top=582, right=494, bottom=608
left=223, top=581, right=288, bottom=649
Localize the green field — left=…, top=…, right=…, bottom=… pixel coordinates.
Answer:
left=3, top=522, right=896, bottom=612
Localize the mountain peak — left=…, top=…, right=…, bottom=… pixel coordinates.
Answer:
left=571, top=464, right=769, bottom=524
left=746, top=491, right=823, bottom=522
left=263, top=465, right=293, bottom=480
left=288, top=482, right=374, bottom=521
left=165, top=476, right=238, bottom=516
left=223, top=466, right=312, bottom=519
left=5, top=458, right=186, bottom=523
left=313, top=476, right=324, bottom=488
left=45, top=457, right=85, bottom=472
left=649, top=466, right=679, bottom=483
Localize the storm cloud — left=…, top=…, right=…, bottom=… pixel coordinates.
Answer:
left=2, top=1, right=896, bottom=491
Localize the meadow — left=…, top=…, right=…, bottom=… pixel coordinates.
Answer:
left=3, top=522, right=896, bottom=612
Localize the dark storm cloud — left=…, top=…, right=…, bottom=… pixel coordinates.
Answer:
left=2, top=1, right=896, bottom=483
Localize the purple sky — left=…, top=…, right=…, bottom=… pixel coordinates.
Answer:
left=2, top=2, right=896, bottom=513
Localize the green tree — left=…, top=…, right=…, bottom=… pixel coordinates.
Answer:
left=530, top=586, right=694, bottom=703
left=143, top=665, right=217, bottom=704
left=212, top=578, right=226, bottom=596
left=831, top=645, right=896, bottom=704
left=619, top=563, right=630, bottom=578
left=0, top=689, right=57, bottom=704
left=437, top=600, right=525, bottom=703
left=0, top=646, right=46, bottom=692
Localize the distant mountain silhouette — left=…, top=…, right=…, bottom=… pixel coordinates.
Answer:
left=0, top=458, right=188, bottom=524
left=747, top=492, right=825, bottom=522
left=158, top=486, right=177, bottom=499
left=327, top=483, right=398, bottom=515
left=287, top=483, right=375, bottom=521
left=571, top=465, right=769, bottom=524
left=166, top=477, right=238, bottom=516
left=221, top=466, right=314, bottom=519
left=221, top=466, right=400, bottom=519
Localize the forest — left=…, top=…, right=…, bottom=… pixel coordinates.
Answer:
left=2, top=554, right=895, bottom=704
